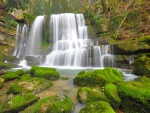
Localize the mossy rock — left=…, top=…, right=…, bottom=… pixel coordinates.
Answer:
left=104, top=83, right=121, bottom=109
left=29, top=66, right=56, bottom=75
left=0, top=62, right=15, bottom=70
left=34, top=69, right=60, bottom=80
left=73, top=67, right=123, bottom=87
left=2, top=71, right=19, bottom=81
left=0, top=77, right=5, bottom=88
left=79, top=101, right=115, bottom=113
left=7, top=77, right=53, bottom=95
left=0, top=93, right=39, bottom=113
left=118, top=80, right=150, bottom=113
left=132, top=56, right=150, bottom=77
left=23, top=93, right=74, bottom=113
left=61, top=76, right=69, bottom=80
left=16, top=69, right=25, bottom=76
left=77, top=87, right=109, bottom=103
left=18, top=74, right=32, bottom=82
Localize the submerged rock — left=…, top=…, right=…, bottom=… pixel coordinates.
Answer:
left=79, top=101, right=115, bottom=113
left=118, top=77, right=150, bottom=113
left=73, top=67, right=123, bottom=87
left=23, top=93, right=74, bottom=113
left=0, top=93, right=39, bottom=113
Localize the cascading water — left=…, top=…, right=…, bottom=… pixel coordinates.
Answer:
left=44, top=13, right=114, bottom=67
left=13, top=13, right=114, bottom=68
left=13, top=24, right=28, bottom=58
left=24, top=16, right=45, bottom=56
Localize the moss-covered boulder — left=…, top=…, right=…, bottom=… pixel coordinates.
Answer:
left=104, top=83, right=121, bottom=109
left=2, top=71, right=19, bottom=81
left=0, top=62, right=15, bottom=70
left=7, top=75, right=53, bottom=94
left=16, top=69, right=25, bottom=76
left=79, top=101, right=115, bottom=113
left=29, top=66, right=60, bottom=80
left=77, top=87, right=109, bottom=103
left=132, top=56, right=150, bottom=77
left=118, top=78, right=150, bottom=113
left=74, top=67, right=123, bottom=87
left=0, top=77, right=5, bottom=88
left=0, top=93, right=39, bottom=113
left=23, top=93, right=74, bottom=113
left=29, top=66, right=56, bottom=75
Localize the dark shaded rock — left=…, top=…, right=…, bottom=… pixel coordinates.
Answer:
left=132, top=56, right=150, bottom=77
left=118, top=79, right=150, bottom=113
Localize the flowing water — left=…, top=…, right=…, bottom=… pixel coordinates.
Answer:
left=13, top=13, right=114, bottom=68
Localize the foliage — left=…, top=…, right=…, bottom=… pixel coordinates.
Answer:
left=0, top=93, right=39, bottom=113
left=23, top=93, right=73, bottom=113
left=79, top=101, right=115, bottom=113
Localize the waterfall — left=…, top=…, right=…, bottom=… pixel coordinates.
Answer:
left=13, top=24, right=28, bottom=58
left=25, top=16, right=45, bottom=56
left=13, top=13, right=114, bottom=68
left=44, top=13, right=114, bottom=67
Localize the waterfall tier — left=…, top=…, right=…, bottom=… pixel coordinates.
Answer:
left=13, top=13, right=114, bottom=68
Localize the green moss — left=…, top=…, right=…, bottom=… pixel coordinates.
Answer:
left=61, top=76, right=69, bottom=80
left=132, top=56, right=150, bottom=77
left=79, top=101, right=115, bottom=113
left=0, top=93, right=39, bottom=113
left=0, top=77, right=5, bottom=89
left=34, top=69, right=60, bottom=80
left=115, top=35, right=150, bottom=52
left=16, top=69, right=25, bottom=76
left=6, top=83, right=22, bottom=95
left=29, top=66, right=56, bottom=76
left=77, top=87, right=109, bottom=103
left=7, top=77, right=53, bottom=94
left=0, top=62, right=15, bottom=69
left=2, top=71, right=19, bottom=81
left=74, top=68, right=123, bottom=87
left=118, top=81, right=150, bottom=113
left=104, top=83, right=121, bottom=108
left=24, top=93, right=73, bottom=113
left=18, top=74, right=32, bottom=82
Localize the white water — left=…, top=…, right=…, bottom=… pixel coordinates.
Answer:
left=13, top=24, right=28, bottom=58
left=45, top=13, right=114, bottom=67
left=25, top=16, right=45, bottom=56
left=13, top=13, right=114, bottom=68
